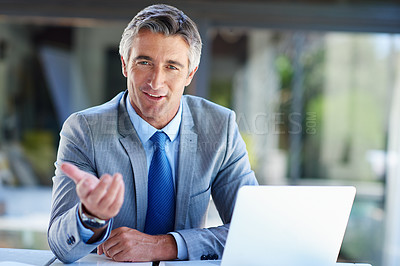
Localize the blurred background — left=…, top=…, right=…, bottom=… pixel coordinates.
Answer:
left=0, top=0, right=400, bottom=265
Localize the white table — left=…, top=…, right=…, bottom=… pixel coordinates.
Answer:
left=0, top=248, right=371, bottom=266
left=160, top=261, right=371, bottom=266
left=0, top=248, right=150, bottom=265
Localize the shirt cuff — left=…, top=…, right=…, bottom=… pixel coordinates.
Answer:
left=75, top=205, right=113, bottom=244
left=169, top=232, right=188, bottom=260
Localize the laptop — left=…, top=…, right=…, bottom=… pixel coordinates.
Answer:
left=160, top=185, right=371, bottom=266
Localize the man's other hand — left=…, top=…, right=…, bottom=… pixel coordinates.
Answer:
left=97, top=227, right=178, bottom=262
left=61, top=162, right=125, bottom=220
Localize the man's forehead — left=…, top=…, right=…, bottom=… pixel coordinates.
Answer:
left=129, top=31, right=190, bottom=64
left=134, top=29, right=179, bottom=40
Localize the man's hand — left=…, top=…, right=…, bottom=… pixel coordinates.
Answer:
left=61, top=162, right=125, bottom=220
left=97, top=227, right=178, bottom=262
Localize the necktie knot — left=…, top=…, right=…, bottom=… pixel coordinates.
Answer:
left=151, top=131, right=168, bottom=151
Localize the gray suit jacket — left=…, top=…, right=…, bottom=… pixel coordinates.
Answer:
left=48, top=91, right=258, bottom=263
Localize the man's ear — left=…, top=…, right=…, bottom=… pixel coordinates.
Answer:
left=185, top=66, right=198, bottom=87
left=121, top=56, right=128, bottom=77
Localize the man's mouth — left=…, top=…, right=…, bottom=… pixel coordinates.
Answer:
left=147, top=92, right=162, bottom=98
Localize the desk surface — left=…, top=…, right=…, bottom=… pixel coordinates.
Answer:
left=0, top=248, right=150, bottom=265
left=0, top=248, right=371, bottom=266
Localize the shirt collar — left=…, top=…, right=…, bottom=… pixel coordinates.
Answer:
left=125, top=94, right=182, bottom=144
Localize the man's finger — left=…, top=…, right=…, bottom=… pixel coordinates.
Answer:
left=76, top=178, right=97, bottom=200
left=108, top=227, right=125, bottom=240
left=61, top=162, right=95, bottom=184
left=98, top=173, right=123, bottom=211
left=97, top=244, right=104, bottom=255
left=86, top=174, right=112, bottom=207
left=107, top=178, right=125, bottom=215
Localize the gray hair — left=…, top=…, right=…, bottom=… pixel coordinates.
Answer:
left=119, top=4, right=202, bottom=74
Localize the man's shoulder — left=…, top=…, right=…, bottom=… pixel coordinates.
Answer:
left=78, top=91, right=125, bottom=117
left=182, top=95, right=232, bottom=116
left=62, top=91, right=125, bottom=129
left=181, top=95, right=234, bottom=134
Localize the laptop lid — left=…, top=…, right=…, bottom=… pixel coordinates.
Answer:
left=221, top=186, right=356, bottom=266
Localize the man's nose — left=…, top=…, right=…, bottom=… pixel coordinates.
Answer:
left=149, top=66, right=165, bottom=89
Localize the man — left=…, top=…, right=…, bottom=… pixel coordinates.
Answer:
left=48, top=4, right=258, bottom=263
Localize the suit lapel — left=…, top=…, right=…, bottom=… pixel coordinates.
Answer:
left=118, top=92, right=148, bottom=231
left=175, top=97, right=198, bottom=230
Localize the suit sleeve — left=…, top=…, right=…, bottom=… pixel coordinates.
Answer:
left=177, top=111, right=258, bottom=260
left=47, top=113, right=105, bottom=263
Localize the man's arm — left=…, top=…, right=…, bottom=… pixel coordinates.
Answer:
left=48, top=162, right=124, bottom=263
left=48, top=113, right=124, bottom=263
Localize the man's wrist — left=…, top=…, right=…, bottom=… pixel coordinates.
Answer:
left=153, top=234, right=178, bottom=261
left=78, top=203, right=110, bottom=229
left=169, top=232, right=188, bottom=260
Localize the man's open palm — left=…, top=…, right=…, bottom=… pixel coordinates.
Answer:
left=61, top=162, right=125, bottom=220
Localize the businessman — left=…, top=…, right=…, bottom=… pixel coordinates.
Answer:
left=48, top=4, right=258, bottom=263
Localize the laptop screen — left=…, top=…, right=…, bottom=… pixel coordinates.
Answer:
left=221, top=186, right=356, bottom=266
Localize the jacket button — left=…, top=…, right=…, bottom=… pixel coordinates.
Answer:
left=66, top=235, right=75, bottom=245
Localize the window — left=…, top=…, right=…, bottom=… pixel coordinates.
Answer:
left=208, top=28, right=399, bottom=265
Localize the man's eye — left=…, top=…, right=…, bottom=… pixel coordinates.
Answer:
left=138, top=61, right=149, bottom=65
left=168, top=65, right=178, bottom=70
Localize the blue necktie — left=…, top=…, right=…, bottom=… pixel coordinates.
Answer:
left=144, top=131, right=175, bottom=235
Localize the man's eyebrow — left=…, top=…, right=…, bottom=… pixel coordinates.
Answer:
left=133, top=55, right=152, bottom=61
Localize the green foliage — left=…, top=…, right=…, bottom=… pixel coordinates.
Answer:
left=209, top=79, right=233, bottom=108
left=275, top=55, right=294, bottom=90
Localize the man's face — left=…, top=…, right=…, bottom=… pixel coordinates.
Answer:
left=121, top=29, right=197, bottom=129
